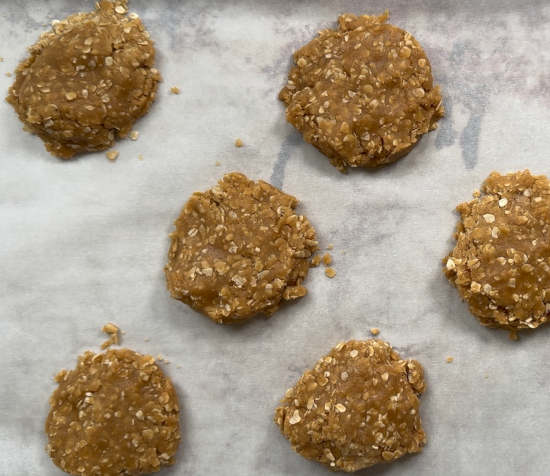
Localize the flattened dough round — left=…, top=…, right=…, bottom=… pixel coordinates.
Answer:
left=279, top=12, right=443, bottom=172
left=444, top=170, right=550, bottom=334
left=45, top=348, right=181, bottom=476
left=6, top=0, right=161, bottom=159
left=275, top=340, right=427, bottom=472
left=164, top=172, right=318, bottom=324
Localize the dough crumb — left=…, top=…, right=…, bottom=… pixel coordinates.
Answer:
left=102, top=323, right=119, bottom=334
left=321, top=253, right=332, bottom=266
left=370, top=327, right=380, bottom=336
left=446, top=356, right=453, bottom=363
left=177, top=365, right=181, bottom=369
left=484, top=374, right=489, bottom=378
left=138, top=154, right=144, bottom=161
left=170, top=86, right=181, bottom=94
left=235, top=138, right=243, bottom=147
left=157, top=354, right=164, bottom=361
left=509, top=330, right=518, bottom=341
left=144, top=337, right=150, bottom=342
left=472, top=189, right=481, bottom=198
left=325, top=267, right=336, bottom=278
left=327, top=244, right=334, bottom=250
left=5, top=72, right=11, bottom=77
left=165, top=359, right=171, bottom=364
left=100, top=336, right=116, bottom=350
left=100, top=322, right=120, bottom=349
left=0, top=57, right=3, bottom=62
left=341, top=250, right=346, bottom=255
left=310, top=255, right=321, bottom=267
left=129, top=130, right=139, bottom=141
left=215, top=161, right=221, bottom=166
left=106, top=150, right=119, bottom=161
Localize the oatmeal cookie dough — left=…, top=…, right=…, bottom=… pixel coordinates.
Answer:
left=45, top=348, right=180, bottom=476
left=6, top=0, right=161, bottom=159
left=165, top=172, right=318, bottom=324
left=444, top=170, right=550, bottom=334
left=275, top=340, right=427, bottom=472
left=279, top=12, right=443, bottom=172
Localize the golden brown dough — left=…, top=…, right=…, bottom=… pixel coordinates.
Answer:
left=6, top=0, right=161, bottom=159
left=165, top=172, right=318, bottom=324
left=45, top=348, right=180, bottom=476
left=444, top=170, right=550, bottom=335
left=280, top=12, right=443, bottom=172
left=275, top=340, right=427, bottom=472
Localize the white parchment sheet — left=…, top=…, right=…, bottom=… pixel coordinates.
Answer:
left=2, top=1, right=550, bottom=475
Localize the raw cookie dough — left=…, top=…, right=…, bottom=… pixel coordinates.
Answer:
left=444, top=170, right=550, bottom=334
left=6, top=0, right=161, bottom=159
left=45, top=348, right=180, bottom=476
left=164, top=172, right=318, bottom=324
left=275, top=340, right=427, bottom=472
left=279, top=12, right=443, bottom=172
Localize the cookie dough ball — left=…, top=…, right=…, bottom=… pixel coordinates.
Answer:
left=279, top=12, right=443, bottom=172
left=6, top=0, right=161, bottom=159
left=444, top=170, right=550, bottom=334
left=45, top=348, right=181, bottom=476
left=275, top=340, right=427, bottom=472
left=164, top=172, right=318, bottom=324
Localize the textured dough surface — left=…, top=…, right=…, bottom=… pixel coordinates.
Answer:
left=45, top=348, right=180, bottom=476
left=165, top=172, right=318, bottom=324
left=444, top=170, right=550, bottom=333
left=275, top=340, right=426, bottom=472
left=6, top=0, right=161, bottom=159
left=279, top=12, right=443, bottom=172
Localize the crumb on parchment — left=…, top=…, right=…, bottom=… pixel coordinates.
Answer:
left=100, top=323, right=120, bottom=349
left=106, top=150, right=119, bottom=160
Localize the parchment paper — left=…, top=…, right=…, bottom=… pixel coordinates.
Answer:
left=2, top=1, right=550, bottom=475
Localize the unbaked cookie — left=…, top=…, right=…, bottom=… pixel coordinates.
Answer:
left=279, top=12, right=443, bottom=172
left=6, top=0, right=161, bottom=159
left=444, top=170, right=550, bottom=336
left=275, top=340, right=427, bottom=472
left=164, top=172, right=318, bottom=324
left=45, top=348, right=180, bottom=476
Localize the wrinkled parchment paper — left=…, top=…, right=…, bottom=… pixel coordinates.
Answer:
left=2, top=1, right=550, bottom=475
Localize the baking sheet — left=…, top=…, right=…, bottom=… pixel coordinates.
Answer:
left=2, top=1, right=550, bottom=475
